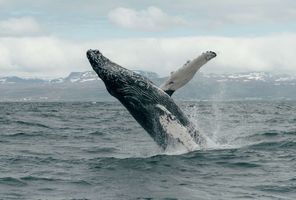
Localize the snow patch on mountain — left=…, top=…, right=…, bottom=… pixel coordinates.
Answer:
left=1, top=71, right=296, bottom=86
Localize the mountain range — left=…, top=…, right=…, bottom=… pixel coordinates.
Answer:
left=1, top=71, right=296, bottom=101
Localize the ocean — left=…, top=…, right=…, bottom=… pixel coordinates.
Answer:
left=0, top=101, right=295, bottom=200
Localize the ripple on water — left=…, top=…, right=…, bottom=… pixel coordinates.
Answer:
left=83, top=147, right=118, bottom=154
left=248, top=140, right=296, bottom=150
left=4, top=132, right=44, bottom=138
left=0, top=177, right=27, bottom=186
left=15, top=120, right=51, bottom=129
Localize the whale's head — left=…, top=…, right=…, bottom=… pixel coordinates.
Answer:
left=87, top=49, right=112, bottom=78
left=86, top=49, right=149, bottom=98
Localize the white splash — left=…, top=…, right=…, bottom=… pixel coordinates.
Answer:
left=156, top=104, right=199, bottom=152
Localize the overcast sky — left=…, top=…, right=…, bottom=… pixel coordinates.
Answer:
left=0, top=0, right=296, bottom=78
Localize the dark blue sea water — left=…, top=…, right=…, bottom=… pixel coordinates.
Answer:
left=0, top=101, right=295, bottom=200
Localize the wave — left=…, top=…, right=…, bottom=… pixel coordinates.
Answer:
left=19, top=176, right=92, bottom=185
left=248, top=140, right=296, bottom=150
left=15, top=120, right=51, bottom=129
left=215, top=161, right=261, bottom=168
left=88, top=131, right=105, bottom=136
left=83, top=147, right=118, bottom=154
left=87, top=148, right=247, bottom=169
left=234, top=131, right=289, bottom=142
left=253, top=184, right=296, bottom=193
left=0, top=177, right=27, bottom=186
left=4, top=132, right=44, bottom=137
left=20, top=176, right=61, bottom=182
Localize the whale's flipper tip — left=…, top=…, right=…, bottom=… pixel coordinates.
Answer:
left=203, top=51, right=217, bottom=61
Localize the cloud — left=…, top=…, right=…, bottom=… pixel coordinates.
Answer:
left=0, top=17, right=42, bottom=37
left=0, top=0, right=7, bottom=4
left=0, top=33, right=296, bottom=78
left=166, top=0, right=296, bottom=28
left=1, top=1, right=295, bottom=34
left=0, top=36, right=88, bottom=78
left=95, top=34, right=296, bottom=75
left=108, top=6, right=188, bottom=31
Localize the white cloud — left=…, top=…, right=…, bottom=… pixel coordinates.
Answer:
left=0, top=34, right=296, bottom=78
left=164, top=0, right=296, bottom=26
left=1, top=1, right=295, bottom=33
left=0, top=17, right=42, bottom=37
left=0, top=36, right=88, bottom=78
left=96, top=34, right=296, bottom=75
left=0, top=0, right=7, bottom=4
left=108, top=6, right=188, bottom=31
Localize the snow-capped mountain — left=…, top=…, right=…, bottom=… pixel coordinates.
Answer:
left=50, top=71, right=100, bottom=84
left=1, top=71, right=295, bottom=85
left=1, top=71, right=296, bottom=101
left=52, top=70, right=158, bottom=84
left=0, top=70, right=159, bottom=85
left=203, top=72, right=296, bottom=85
left=0, top=76, right=46, bottom=84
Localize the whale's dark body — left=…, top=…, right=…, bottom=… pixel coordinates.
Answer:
left=87, top=50, right=205, bottom=150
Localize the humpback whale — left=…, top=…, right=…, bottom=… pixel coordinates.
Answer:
left=87, top=50, right=216, bottom=151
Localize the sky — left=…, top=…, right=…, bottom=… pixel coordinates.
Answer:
left=0, top=0, right=296, bottom=78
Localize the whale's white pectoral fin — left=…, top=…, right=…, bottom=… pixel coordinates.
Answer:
left=156, top=104, right=198, bottom=151
left=160, top=51, right=217, bottom=96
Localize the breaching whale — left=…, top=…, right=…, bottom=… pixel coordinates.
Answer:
left=87, top=49, right=216, bottom=151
